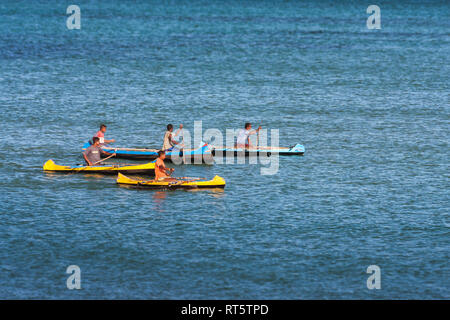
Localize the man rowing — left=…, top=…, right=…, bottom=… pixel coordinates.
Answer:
left=155, top=150, right=175, bottom=181
left=94, top=124, right=115, bottom=145
left=236, top=122, right=262, bottom=148
left=83, top=137, right=116, bottom=166
left=162, top=124, right=183, bottom=151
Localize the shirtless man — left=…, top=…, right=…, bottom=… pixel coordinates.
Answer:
left=154, top=151, right=175, bottom=181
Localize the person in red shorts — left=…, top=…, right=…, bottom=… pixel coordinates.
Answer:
left=94, top=124, right=115, bottom=145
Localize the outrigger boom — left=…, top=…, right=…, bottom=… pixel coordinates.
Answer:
left=82, top=142, right=305, bottom=162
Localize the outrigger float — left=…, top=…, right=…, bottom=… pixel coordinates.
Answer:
left=116, top=173, right=226, bottom=189
left=82, top=142, right=305, bottom=161
left=209, top=143, right=305, bottom=156
left=43, top=159, right=155, bottom=175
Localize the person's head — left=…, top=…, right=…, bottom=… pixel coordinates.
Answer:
left=92, top=137, right=100, bottom=145
left=245, top=122, right=252, bottom=130
left=158, top=150, right=166, bottom=160
left=100, top=124, right=107, bottom=133
left=167, top=124, right=173, bottom=132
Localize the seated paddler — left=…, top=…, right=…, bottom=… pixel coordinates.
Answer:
left=94, top=124, right=115, bottom=145
left=162, top=123, right=183, bottom=152
left=236, top=122, right=262, bottom=148
left=155, top=150, right=175, bottom=181
left=83, top=137, right=116, bottom=166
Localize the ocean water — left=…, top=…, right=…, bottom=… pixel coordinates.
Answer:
left=0, top=0, right=449, bottom=299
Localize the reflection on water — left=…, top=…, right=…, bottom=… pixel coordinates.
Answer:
left=151, top=188, right=225, bottom=212
left=153, top=191, right=167, bottom=201
left=152, top=191, right=167, bottom=212
left=187, top=188, right=226, bottom=198
left=43, top=172, right=113, bottom=181
left=82, top=174, right=116, bottom=180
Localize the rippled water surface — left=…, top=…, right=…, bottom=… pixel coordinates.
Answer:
left=0, top=0, right=449, bottom=299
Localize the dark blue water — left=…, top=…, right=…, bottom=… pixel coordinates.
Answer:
left=0, top=0, right=449, bottom=299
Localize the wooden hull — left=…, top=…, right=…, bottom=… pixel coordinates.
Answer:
left=43, top=159, right=155, bottom=175
left=116, top=173, right=226, bottom=189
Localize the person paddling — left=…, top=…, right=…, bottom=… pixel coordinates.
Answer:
left=94, top=124, right=115, bottom=145
left=162, top=124, right=183, bottom=151
left=155, top=150, right=175, bottom=181
left=236, top=122, right=261, bottom=148
left=83, top=137, right=116, bottom=166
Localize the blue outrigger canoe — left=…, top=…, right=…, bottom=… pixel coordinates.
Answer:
left=82, top=142, right=305, bottom=162
left=82, top=142, right=213, bottom=163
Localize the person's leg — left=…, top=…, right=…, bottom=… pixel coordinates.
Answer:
left=160, top=177, right=177, bottom=182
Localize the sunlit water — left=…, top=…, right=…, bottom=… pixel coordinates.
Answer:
left=0, top=0, right=448, bottom=299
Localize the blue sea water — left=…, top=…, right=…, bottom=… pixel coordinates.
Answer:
left=0, top=0, right=449, bottom=299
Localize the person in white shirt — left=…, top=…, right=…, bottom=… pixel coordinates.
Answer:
left=162, top=123, right=183, bottom=151
left=236, top=122, right=261, bottom=148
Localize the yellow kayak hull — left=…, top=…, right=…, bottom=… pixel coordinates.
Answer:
left=43, top=159, right=155, bottom=175
left=116, top=173, right=226, bottom=189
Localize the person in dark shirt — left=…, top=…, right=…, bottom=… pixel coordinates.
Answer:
left=83, top=137, right=115, bottom=166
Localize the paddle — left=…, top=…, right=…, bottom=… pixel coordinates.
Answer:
left=92, top=149, right=117, bottom=165
left=164, top=166, right=204, bottom=183
left=256, top=129, right=259, bottom=149
left=181, top=127, right=186, bottom=164
left=167, top=177, right=203, bottom=186
left=175, top=177, right=205, bottom=182
left=137, top=174, right=205, bottom=185
left=102, top=162, right=136, bottom=166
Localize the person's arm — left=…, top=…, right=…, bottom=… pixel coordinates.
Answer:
left=247, top=126, right=261, bottom=148
left=169, top=135, right=179, bottom=145
left=83, top=152, right=92, bottom=166
left=173, top=124, right=183, bottom=137
left=169, top=133, right=181, bottom=146
left=161, top=163, right=174, bottom=174
left=164, top=167, right=174, bottom=174
left=249, top=126, right=262, bottom=135
left=100, top=150, right=117, bottom=158
left=171, top=124, right=185, bottom=147
left=157, top=162, right=174, bottom=175
left=104, top=138, right=115, bottom=143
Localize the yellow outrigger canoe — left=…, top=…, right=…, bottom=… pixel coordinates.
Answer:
left=116, top=172, right=226, bottom=189
left=43, top=159, right=155, bottom=175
